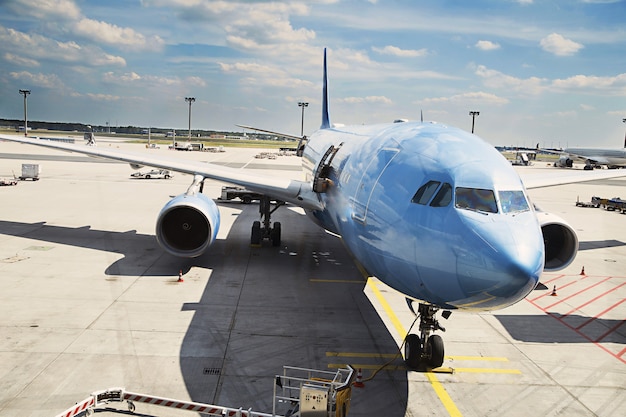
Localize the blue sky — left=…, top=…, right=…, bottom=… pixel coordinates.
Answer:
left=0, top=0, right=625, bottom=148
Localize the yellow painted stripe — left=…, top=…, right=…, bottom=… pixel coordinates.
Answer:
left=327, top=352, right=508, bottom=362
left=425, top=372, right=463, bottom=417
left=328, top=363, right=404, bottom=371
left=455, top=368, right=521, bottom=374
left=447, top=356, right=509, bottom=362
left=326, top=351, right=399, bottom=359
left=366, top=278, right=407, bottom=341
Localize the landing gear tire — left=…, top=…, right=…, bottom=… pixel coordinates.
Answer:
left=425, top=334, right=444, bottom=368
left=271, top=222, right=281, bottom=246
left=404, top=333, right=422, bottom=370
left=251, top=221, right=262, bottom=245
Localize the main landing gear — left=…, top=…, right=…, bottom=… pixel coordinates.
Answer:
left=404, top=302, right=451, bottom=370
left=251, top=196, right=284, bottom=246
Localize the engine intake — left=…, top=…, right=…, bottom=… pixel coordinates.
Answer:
left=536, top=211, right=578, bottom=271
left=156, top=193, right=220, bottom=257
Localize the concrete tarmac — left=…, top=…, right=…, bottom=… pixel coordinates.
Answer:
left=0, top=141, right=624, bottom=417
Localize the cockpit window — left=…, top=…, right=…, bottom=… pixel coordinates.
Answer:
left=430, top=183, right=452, bottom=207
left=412, top=180, right=440, bottom=205
left=499, top=190, right=530, bottom=213
left=455, top=187, right=498, bottom=213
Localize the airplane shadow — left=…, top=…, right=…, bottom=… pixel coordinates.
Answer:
left=494, top=314, right=626, bottom=344
left=178, top=205, right=409, bottom=415
left=579, top=239, right=626, bottom=251
left=0, top=205, right=409, bottom=415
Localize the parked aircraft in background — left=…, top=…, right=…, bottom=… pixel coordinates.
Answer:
left=540, top=141, right=626, bottom=169
left=2, top=49, right=626, bottom=370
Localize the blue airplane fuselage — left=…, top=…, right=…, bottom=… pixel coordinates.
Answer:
left=302, top=121, right=544, bottom=311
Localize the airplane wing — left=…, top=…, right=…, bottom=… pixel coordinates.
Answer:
left=519, top=168, right=626, bottom=189
left=0, top=134, right=322, bottom=210
left=538, top=147, right=609, bottom=165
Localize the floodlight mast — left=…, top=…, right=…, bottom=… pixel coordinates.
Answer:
left=298, top=102, right=309, bottom=137
left=623, top=118, right=626, bottom=148
left=185, top=97, right=195, bottom=140
left=19, top=89, right=31, bottom=136
left=469, top=111, right=480, bottom=134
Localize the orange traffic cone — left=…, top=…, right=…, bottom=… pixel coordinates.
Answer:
left=550, top=285, right=558, bottom=296
left=178, top=270, right=184, bottom=282
left=353, top=368, right=365, bottom=388
left=580, top=266, right=586, bottom=275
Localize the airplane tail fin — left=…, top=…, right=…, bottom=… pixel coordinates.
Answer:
left=321, top=48, right=331, bottom=129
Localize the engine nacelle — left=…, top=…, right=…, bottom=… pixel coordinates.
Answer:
left=156, top=193, right=220, bottom=257
left=554, top=156, right=573, bottom=168
left=130, top=163, right=144, bottom=170
left=536, top=211, right=578, bottom=271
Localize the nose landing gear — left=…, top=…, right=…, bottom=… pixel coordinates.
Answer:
left=404, top=302, right=450, bottom=370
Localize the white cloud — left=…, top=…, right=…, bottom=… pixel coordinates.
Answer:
left=219, top=62, right=279, bottom=75
left=475, top=65, right=548, bottom=95
left=540, top=33, right=584, bottom=56
left=72, top=18, right=164, bottom=51
left=372, top=45, right=428, bottom=57
left=475, top=64, right=626, bottom=96
left=551, top=73, right=626, bottom=95
left=4, top=53, right=39, bottom=67
left=85, top=93, right=121, bottom=101
left=338, top=96, right=393, bottom=105
left=9, top=71, right=65, bottom=89
left=420, top=92, right=509, bottom=105
left=475, top=40, right=500, bottom=51
left=4, top=0, right=81, bottom=20
left=0, top=25, right=126, bottom=67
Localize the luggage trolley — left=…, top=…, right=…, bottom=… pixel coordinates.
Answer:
left=273, top=365, right=355, bottom=417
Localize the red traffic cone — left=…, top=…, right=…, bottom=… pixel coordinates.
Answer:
left=353, top=368, right=365, bottom=388
left=178, top=270, right=184, bottom=282
left=550, top=285, right=557, bottom=296
left=580, top=266, right=586, bottom=275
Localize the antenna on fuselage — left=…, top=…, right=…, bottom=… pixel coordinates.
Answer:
left=321, top=48, right=331, bottom=129
left=421, top=110, right=423, bottom=123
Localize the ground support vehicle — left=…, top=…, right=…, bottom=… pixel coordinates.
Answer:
left=19, top=163, right=40, bottom=181
left=0, top=178, right=18, bottom=186
left=130, top=169, right=172, bottom=179
left=218, top=186, right=264, bottom=204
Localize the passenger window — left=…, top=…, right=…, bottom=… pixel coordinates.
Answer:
left=412, top=181, right=441, bottom=205
left=455, top=188, right=498, bottom=213
left=430, top=183, right=452, bottom=207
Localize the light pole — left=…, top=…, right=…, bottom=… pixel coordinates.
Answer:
left=19, top=89, right=31, bottom=136
left=469, top=111, right=480, bottom=134
left=298, top=102, right=309, bottom=137
left=185, top=97, right=195, bottom=140
left=623, top=118, right=626, bottom=148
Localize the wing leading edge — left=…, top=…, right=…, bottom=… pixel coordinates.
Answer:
left=0, top=134, right=322, bottom=210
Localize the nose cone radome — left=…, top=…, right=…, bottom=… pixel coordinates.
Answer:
left=455, top=213, right=544, bottom=310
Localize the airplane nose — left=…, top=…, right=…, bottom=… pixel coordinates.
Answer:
left=455, top=214, right=544, bottom=309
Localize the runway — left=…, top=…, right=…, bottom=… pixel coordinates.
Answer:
left=0, top=141, right=624, bottom=416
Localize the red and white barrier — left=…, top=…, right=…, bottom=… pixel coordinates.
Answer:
left=54, top=388, right=273, bottom=417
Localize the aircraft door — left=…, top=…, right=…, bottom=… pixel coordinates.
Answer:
left=352, top=148, right=399, bottom=223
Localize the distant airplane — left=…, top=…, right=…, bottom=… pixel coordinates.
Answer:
left=2, top=49, right=626, bottom=370
left=540, top=141, right=626, bottom=169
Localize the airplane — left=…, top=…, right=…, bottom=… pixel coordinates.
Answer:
left=2, top=49, right=626, bottom=370
left=539, top=141, right=626, bottom=170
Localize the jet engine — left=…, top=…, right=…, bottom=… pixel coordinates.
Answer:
left=535, top=211, right=578, bottom=271
left=554, top=156, right=573, bottom=168
left=156, top=193, right=220, bottom=257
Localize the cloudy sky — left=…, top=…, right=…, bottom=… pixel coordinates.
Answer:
left=0, top=0, right=625, bottom=148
